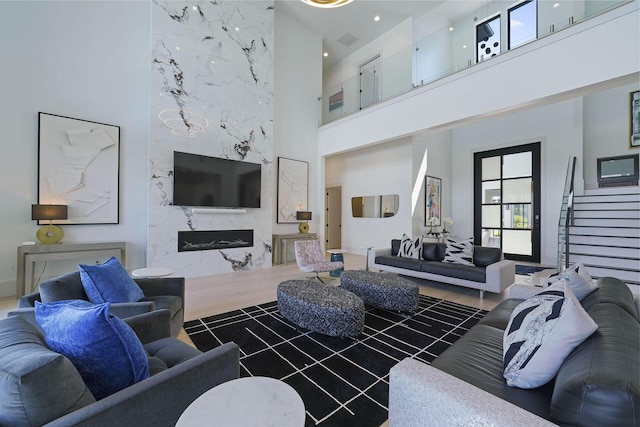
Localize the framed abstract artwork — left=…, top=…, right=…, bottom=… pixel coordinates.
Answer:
left=425, top=175, right=442, bottom=227
left=277, top=157, right=308, bottom=223
left=38, top=112, right=120, bottom=224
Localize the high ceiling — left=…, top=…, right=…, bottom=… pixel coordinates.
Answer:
left=275, top=0, right=487, bottom=70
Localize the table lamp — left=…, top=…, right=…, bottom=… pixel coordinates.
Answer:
left=32, top=204, right=68, bottom=244
left=296, top=211, right=312, bottom=234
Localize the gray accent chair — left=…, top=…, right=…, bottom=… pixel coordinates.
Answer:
left=1, top=309, right=239, bottom=427
left=17, top=271, right=185, bottom=337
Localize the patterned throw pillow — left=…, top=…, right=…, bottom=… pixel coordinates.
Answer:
left=397, top=234, right=423, bottom=259
left=443, top=237, right=474, bottom=266
left=545, top=267, right=598, bottom=301
left=503, top=283, right=598, bottom=389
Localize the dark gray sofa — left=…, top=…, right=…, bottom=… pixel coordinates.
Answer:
left=369, top=240, right=515, bottom=298
left=389, top=277, right=640, bottom=426
left=17, top=271, right=184, bottom=337
left=1, top=309, right=239, bottom=427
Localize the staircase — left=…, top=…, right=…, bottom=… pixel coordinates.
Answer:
left=567, top=186, right=640, bottom=285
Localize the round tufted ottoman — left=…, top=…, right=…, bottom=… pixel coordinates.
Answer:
left=340, top=270, right=419, bottom=313
left=277, top=280, right=364, bottom=337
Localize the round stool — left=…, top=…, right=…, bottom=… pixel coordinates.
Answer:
left=340, top=270, right=419, bottom=313
left=131, top=267, right=173, bottom=278
left=277, top=280, right=364, bottom=337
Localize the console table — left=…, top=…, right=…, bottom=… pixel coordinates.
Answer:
left=16, top=241, right=126, bottom=298
left=272, top=233, right=317, bottom=265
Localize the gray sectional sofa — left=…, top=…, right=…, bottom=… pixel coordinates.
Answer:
left=388, top=276, right=640, bottom=426
left=1, top=310, right=239, bottom=427
left=368, top=239, right=515, bottom=298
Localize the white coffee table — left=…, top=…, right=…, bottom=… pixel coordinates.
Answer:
left=131, top=267, right=173, bottom=278
left=176, top=376, right=305, bottom=426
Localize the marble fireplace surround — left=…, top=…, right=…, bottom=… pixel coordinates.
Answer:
left=147, top=1, right=275, bottom=278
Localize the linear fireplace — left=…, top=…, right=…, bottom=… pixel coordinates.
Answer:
left=178, top=229, right=253, bottom=252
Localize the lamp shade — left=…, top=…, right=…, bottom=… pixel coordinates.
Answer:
left=296, top=211, right=312, bottom=221
left=32, top=204, right=68, bottom=221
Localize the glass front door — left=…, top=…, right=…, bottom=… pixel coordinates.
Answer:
left=474, top=143, right=541, bottom=262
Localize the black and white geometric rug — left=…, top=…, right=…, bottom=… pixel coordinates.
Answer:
left=184, top=295, right=487, bottom=427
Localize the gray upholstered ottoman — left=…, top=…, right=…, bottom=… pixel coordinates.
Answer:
left=340, top=270, right=419, bottom=313
left=277, top=280, right=364, bottom=337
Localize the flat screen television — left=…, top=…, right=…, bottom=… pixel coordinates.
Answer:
left=173, top=151, right=261, bottom=208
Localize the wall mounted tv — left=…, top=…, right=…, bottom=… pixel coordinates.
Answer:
left=173, top=151, right=261, bottom=208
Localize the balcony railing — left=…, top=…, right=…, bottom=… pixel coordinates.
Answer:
left=321, top=0, right=628, bottom=126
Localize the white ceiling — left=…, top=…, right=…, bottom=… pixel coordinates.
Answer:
left=275, top=0, right=486, bottom=70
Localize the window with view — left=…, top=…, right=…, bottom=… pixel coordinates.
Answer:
left=509, top=0, right=537, bottom=49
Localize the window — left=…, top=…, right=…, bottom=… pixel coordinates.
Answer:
left=509, top=0, right=537, bottom=49
left=476, top=15, right=501, bottom=63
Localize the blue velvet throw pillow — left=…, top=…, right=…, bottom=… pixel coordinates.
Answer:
left=79, top=256, right=144, bottom=303
left=35, top=300, right=149, bottom=400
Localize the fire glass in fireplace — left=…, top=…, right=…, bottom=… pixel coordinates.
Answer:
left=178, top=230, right=253, bottom=252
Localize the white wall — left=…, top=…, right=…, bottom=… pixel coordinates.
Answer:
left=324, top=139, right=413, bottom=254
left=451, top=98, right=583, bottom=266
left=0, top=1, right=151, bottom=297
left=583, top=81, right=640, bottom=189
left=412, top=131, right=453, bottom=236
left=273, top=7, right=323, bottom=236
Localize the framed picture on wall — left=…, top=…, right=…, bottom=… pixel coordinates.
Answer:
left=630, top=90, right=640, bottom=148
left=425, top=175, right=442, bottom=227
left=38, top=112, right=120, bottom=224
left=277, top=157, right=308, bottom=223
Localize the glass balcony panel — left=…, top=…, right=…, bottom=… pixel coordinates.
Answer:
left=320, top=0, right=627, bottom=125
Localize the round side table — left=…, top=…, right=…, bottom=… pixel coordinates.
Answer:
left=327, top=249, right=346, bottom=277
left=131, top=267, right=173, bottom=278
left=176, top=376, right=305, bottom=426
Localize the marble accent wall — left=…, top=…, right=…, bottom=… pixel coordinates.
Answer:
left=148, top=1, right=274, bottom=277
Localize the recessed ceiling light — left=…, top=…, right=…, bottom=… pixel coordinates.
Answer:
left=462, top=45, right=467, bottom=49
left=176, top=46, right=180, bottom=50
left=235, top=27, right=240, bottom=31
left=192, top=6, right=197, bottom=10
left=374, top=16, right=380, bottom=22
left=323, top=52, right=328, bottom=57
left=553, top=3, right=560, bottom=7
left=449, top=27, right=454, bottom=32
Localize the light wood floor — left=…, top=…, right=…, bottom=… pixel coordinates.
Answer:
left=0, top=253, right=515, bottom=344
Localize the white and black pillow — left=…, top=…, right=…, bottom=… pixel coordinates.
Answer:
left=545, top=264, right=597, bottom=300
left=397, top=234, right=423, bottom=259
left=443, top=237, right=474, bottom=266
left=503, top=283, right=598, bottom=389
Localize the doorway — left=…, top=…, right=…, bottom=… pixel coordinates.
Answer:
left=473, top=142, right=541, bottom=262
left=325, top=187, right=342, bottom=249
left=360, top=54, right=381, bottom=110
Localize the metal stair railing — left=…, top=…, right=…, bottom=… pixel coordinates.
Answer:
left=557, top=156, right=577, bottom=271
